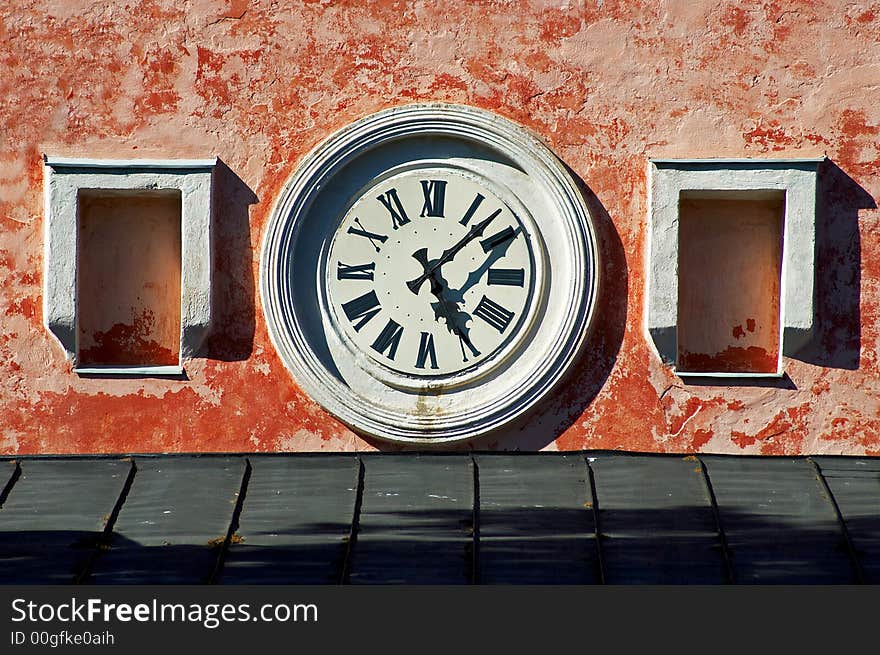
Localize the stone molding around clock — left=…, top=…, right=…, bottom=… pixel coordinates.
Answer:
left=646, top=158, right=823, bottom=378
left=43, top=157, right=216, bottom=375
left=261, top=104, right=600, bottom=443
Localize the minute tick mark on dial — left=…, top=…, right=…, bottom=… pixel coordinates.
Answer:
left=347, top=218, right=388, bottom=253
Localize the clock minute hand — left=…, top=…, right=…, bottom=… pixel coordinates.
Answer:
left=434, top=208, right=502, bottom=270
left=406, top=208, right=501, bottom=295
left=457, top=226, right=520, bottom=296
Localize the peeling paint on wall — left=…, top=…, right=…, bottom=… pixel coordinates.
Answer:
left=1, top=0, right=879, bottom=455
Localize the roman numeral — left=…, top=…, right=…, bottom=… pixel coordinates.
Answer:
left=337, top=261, right=375, bottom=280
left=419, top=180, right=447, bottom=218
left=341, top=290, right=381, bottom=332
left=480, top=225, right=517, bottom=253
left=487, top=267, right=524, bottom=287
left=347, top=218, right=388, bottom=253
left=459, top=193, right=485, bottom=226
left=415, top=331, right=439, bottom=370
left=473, top=295, right=515, bottom=333
left=459, top=332, right=481, bottom=362
left=371, top=319, right=404, bottom=361
left=377, top=188, right=410, bottom=230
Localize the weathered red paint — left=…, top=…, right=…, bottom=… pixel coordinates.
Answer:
left=678, top=347, right=778, bottom=375
left=0, top=1, right=878, bottom=455
left=79, top=315, right=178, bottom=367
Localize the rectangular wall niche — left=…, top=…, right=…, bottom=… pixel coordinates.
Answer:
left=646, top=158, right=822, bottom=378
left=77, top=190, right=182, bottom=368
left=43, top=157, right=216, bottom=376
left=677, top=191, right=784, bottom=374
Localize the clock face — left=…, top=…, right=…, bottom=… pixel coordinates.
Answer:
left=326, top=167, right=537, bottom=381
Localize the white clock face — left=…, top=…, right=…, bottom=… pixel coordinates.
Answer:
left=326, top=167, right=536, bottom=380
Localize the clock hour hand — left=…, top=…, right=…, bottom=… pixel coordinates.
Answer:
left=425, top=269, right=479, bottom=356
left=406, top=247, right=433, bottom=295
left=406, top=209, right=501, bottom=295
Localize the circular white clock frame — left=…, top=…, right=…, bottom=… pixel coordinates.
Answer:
left=261, top=104, right=599, bottom=444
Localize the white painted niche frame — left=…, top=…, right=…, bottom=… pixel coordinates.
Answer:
left=261, top=104, right=600, bottom=444
left=646, top=158, right=824, bottom=378
left=43, top=157, right=217, bottom=375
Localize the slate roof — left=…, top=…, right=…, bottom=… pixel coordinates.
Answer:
left=0, top=452, right=877, bottom=584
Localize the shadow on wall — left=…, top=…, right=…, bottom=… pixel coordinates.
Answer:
left=0, top=504, right=871, bottom=584
left=479, top=170, right=628, bottom=450
left=200, top=159, right=258, bottom=362
left=794, top=159, right=874, bottom=370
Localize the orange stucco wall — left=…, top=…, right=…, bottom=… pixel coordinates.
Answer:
left=1, top=1, right=879, bottom=455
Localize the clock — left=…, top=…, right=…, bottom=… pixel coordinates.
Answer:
left=261, top=104, right=599, bottom=444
